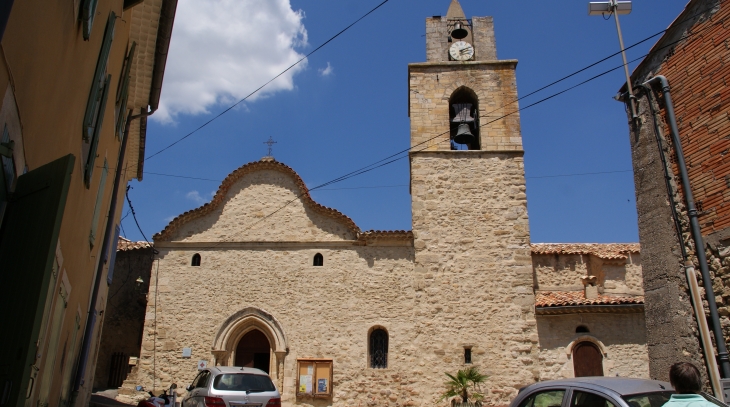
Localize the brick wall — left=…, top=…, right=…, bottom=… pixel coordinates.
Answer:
left=625, top=0, right=727, bottom=384
left=657, top=2, right=730, bottom=235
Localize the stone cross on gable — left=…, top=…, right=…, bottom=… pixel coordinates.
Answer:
left=263, top=136, right=277, bottom=157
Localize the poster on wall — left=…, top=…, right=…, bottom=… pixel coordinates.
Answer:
left=299, top=375, right=312, bottom=393
left=296, top=359, right=333, bottom=397
left=318, top=378, right=327, bottom=393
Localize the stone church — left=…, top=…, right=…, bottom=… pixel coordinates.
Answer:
left=113, top=1, right=649, bottom=406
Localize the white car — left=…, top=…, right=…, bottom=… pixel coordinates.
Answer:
left=182, top=367, right=281, bottom=407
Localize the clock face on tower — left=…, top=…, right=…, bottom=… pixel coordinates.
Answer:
left=449, top=41, right=474, bottom=61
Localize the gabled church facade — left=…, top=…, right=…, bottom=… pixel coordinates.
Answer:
left=117, top=2, right=649, bottom=406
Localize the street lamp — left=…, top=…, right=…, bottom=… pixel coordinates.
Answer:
left=589, top=0, right=638, bottom=122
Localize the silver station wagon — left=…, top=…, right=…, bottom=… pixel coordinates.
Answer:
left=182, top=367, right=281, bottom=407
left=509, top=377, right=726, bottom=407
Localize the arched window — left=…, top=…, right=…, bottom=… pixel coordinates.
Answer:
left=576, top=325, right=589, bottom=333
left=191, top=253, right=201, bottom=267
left=573, top=341, right=603, bottom=377
left=313, top=253, right=323, bottom=267
left=369, top=328, right=388, bottom=369
left=449, top=87, right=480, bottom=151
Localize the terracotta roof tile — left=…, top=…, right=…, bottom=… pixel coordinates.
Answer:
left=535, top=291, right=644, bottom=307
left=530, top=243, right=640, bottom=259
left=118, top=237, right=152, bottom=252
left=358, top=230, right=414, bottom=241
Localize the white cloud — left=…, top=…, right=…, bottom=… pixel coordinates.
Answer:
left=186, top=190, right=207, bottom=205
left=154, top=0, right=308, bottom=123
left=319, top=62, right=333, bottom=76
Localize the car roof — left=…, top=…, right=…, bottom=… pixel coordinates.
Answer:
left=523, top=377, right=673, bottom=396
left=208, top=366, right=270, bottom=376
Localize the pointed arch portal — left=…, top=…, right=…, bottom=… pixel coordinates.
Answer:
left=212, top=307, right=288, bottom=387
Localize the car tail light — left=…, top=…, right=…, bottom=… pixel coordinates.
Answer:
left=266, top=398, right=281, bottom=407
left=204, top=397, right=226, bottom=407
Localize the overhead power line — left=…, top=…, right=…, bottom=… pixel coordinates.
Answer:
left=142, top=169, right=633, bottom=185
left=145, top=0, right=391, bottom=161
left=142, top=2, right=718, bottom=163
left=214, top=14, right=726, bottom=238
left=126, top=5, right=725, bottom=244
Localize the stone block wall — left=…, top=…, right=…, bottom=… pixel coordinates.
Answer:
left=533, top=253, right=643, bottom=297
left=408, top=62, right=522, bottom=152
left=410, top=151, right=537, bottom=404
left=425, top=16, right=495, bottom=63
left=127, top=244, right=418, bottom=406
left=536, top=313, right=649, bottom=380
left=472, top=17, right=497, bottom=61
left=93, top=246, right=153, bottom=389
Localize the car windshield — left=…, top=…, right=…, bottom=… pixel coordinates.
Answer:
left=622, top=391, right=674, bottom=407
left=212, top=373, right=276, bottom=392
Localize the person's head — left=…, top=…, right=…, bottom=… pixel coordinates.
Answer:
left=669, top=362, right=702, bottom=394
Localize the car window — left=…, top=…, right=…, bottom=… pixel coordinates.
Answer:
left=213, top=374, right=276, bottom=392
left=520, top=390, right=567, bottom=407
left=622, top=392, right=673, bottom=407
left=190, top=371, right=205, bottom=388
left=196, top=371, right=211, bottom=388
left=571, top=390, right=616, bottom=407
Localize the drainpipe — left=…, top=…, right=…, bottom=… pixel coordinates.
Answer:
left=640, top=83, right=723, bottom=396
left=71, top=106, right=155, bottom=398
left=643, top=75, right=730, bottom=379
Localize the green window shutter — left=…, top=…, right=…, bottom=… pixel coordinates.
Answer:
left=84, top=73, right=111, bottom=187
left=89, top=159, right=109, bottom=247
left=0, top=154, right=75, bottom=407
left=80, top=0, right=100, bottom=40
left=107, top=226, right=120, bottom=285
left=83, top=12, right=115, bottom=142
left=115, top=42, right=136, bottom=140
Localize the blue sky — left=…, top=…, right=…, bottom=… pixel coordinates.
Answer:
left=122, top=0, right=691, bottom=244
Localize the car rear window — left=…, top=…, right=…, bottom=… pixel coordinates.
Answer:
left=213, top=373, right=276, bottom=392
left=622, top=391, right=674, bottom=407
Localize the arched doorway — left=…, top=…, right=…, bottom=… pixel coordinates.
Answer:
left=235, top=329, right=271, bottom=373
left=573, top=341, right=603, bottom=377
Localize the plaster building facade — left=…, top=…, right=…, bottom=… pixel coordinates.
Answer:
left=111, top=1, right=648, bottom=406
left=0, top=1, right=177, bottom=406
left=618, top=0, right=730, bottom=387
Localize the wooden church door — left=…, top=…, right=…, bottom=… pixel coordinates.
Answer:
left=235, top=330, right=271, bottom=373
left=573, top=342, right=603, bottom=377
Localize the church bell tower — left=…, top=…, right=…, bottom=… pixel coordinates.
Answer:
left=409, top=0, right=539, bottom=398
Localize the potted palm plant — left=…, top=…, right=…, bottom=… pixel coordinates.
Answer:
left=439, top=366, right=487, bottom=407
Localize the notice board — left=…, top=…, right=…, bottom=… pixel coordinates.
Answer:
left=296, top=359, right=333, bottom=397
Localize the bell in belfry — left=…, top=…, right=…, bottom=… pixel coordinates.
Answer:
left=453, top=123, right=475, bottom=145
left=451, top=103, right=476, bottom=145
left=451, top=22, right=468, bottom=39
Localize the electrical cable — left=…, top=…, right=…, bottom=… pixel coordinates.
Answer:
left=304, top=11, right=728, bottom=192
left=125, top=185, right=153, bottom=243
left=213, top=20, right=727, bottom=240
left=141, top=2, right=721, bottom=163
left=131, top=9, right=727, bottom=245
left=144, top=0, right=391, bottom=161
left=120, top=221, right=128, bottom=238
left=137, top=168, right=634, bottom=189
